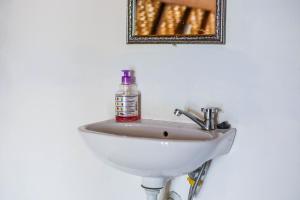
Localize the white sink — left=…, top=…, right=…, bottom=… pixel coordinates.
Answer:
left=79, top=119, right=236, bottom=188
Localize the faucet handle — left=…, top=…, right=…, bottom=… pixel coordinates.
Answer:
left=201, top=107, right=220, bottom=126
left=201, top=107, right=220, bottom=114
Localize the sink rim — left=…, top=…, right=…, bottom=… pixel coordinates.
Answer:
left=79, top=119, right=233, bottom=142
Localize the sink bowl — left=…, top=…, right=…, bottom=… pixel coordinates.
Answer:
left=79, top=119, right=236, bottom=183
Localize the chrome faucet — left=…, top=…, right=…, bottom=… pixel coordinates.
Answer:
left=174, top=107, right=220, bottom=131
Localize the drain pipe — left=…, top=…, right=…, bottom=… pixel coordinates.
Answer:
left=141, top=177, right=167, bottom=200
left=144, top=188, right=161, bottom=200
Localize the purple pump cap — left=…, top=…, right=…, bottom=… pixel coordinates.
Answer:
left=121, top=70, right=135, bottom=85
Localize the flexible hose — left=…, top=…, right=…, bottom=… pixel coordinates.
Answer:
left=187, top=160, right=211, bottom=200
left=188, top=165, right=205, bottom=200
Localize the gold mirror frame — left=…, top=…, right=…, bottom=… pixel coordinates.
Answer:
left=127, top=0, right=226, bottom=44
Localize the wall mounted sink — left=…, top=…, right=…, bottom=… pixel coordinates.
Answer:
left=79, top=119, right=236, bottom=189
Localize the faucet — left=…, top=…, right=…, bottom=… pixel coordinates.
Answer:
left=174, top=107, right=220, bottom=131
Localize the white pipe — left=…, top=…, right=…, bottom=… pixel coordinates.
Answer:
left=144, top=188, right=160, bottom=200
left=168, top=191, right=182, bottom=200
left=141, top=177, right=168, bottom=200
left=142, top=177, right=167, bottom=189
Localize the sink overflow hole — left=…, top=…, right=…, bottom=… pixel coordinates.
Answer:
left=163, top=131, right=168, bottom=137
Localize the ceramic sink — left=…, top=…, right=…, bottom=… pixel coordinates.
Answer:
left=79, top=119, right=236, bottom=182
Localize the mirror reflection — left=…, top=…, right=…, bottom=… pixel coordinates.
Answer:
left=134, top=0, right=216, bottom=36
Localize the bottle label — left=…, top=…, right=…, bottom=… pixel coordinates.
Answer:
left=115, top=95, right=138, bottom=117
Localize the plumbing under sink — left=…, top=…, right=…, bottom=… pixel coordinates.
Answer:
left=79, top=119, right=236, bottom=189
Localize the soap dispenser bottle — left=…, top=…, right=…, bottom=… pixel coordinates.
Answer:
left=115, top=70, right=140, bottom=122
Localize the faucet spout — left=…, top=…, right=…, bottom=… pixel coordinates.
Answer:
left=174, top=107, right=220, bottom=131
left=174, top=109, right=207, bottom=130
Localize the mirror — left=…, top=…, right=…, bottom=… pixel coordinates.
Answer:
left=127, top=0, right=226, bottom=44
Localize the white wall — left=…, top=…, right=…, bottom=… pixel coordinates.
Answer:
left=0, top=0, right=300, bottom=200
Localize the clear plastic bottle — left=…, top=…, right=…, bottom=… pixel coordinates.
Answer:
left=115, top=70, right=140, bottom=122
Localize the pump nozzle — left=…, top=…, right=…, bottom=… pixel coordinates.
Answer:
left=121, top=69, right=135, bottom=85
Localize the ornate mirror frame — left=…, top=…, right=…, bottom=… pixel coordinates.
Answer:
left=127, top=0, right=226, bottom=44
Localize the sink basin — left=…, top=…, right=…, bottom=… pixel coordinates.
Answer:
left=79, top=119, right=236, bottom=184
